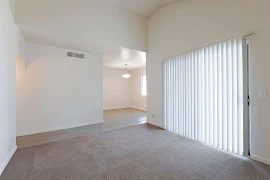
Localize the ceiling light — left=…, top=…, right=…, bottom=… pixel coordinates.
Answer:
left=122, top=64, right=131, bottom=79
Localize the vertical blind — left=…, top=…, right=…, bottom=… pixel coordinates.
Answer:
left=163, top=37, right=246, bottom=155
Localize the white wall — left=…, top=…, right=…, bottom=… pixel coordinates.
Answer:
left=103, top=67, right=147, bottom=111
left=147, top=0, right=270, bottom=165
left=103, top=69, right=130, bottom=110
left=130, top=68, right=147, bottom=111
left=16, top=43, right=103, bottom=136
left=0, top=0, right=25, bottom=175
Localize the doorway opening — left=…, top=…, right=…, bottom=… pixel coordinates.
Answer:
left=102, top=47, right=147, bottom=129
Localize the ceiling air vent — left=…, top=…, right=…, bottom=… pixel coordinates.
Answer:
left=67, top=52, right=84, bottom=59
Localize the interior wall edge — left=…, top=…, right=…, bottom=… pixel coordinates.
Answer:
left=0, top=146, right=17, bottom=176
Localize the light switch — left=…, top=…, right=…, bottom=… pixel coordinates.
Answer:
left=259, top=89, right=268, bottom=99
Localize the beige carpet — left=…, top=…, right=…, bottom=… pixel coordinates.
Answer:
left=17, top=108, right=147, bottom=148
left=1, top=124, right=270, bottom=180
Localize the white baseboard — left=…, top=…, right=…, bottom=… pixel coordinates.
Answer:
left=251, top=154, right=270, bottom=165
left=17, top=120, right=104, bottom=137
left=130, top=107, right=147, bottom=112
left=0, top=146, right=17, bottom=176
left=147, top=121, right=164, bottom=129
left=103, top=107, right=129, bottom=111
left=104, top=107, right=147, bottom=111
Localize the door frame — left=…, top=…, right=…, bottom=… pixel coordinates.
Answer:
left=242, top=37, right=250, bottom=157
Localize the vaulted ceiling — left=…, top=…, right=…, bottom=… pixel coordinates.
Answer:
left=106, top=0, right=181, bottom=18
left=15, top=0, right=181, bottom=69
left=15, top=0, right=148, bottom=51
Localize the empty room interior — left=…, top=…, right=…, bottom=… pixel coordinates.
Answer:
left=103, top=48, right=147, bottom=130
left=0, top=0, right=270, bottom=179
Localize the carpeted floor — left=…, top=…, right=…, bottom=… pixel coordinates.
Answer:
left=1, top=124, right=270, bottom=180
left=17, top=108, right=147, bottom=148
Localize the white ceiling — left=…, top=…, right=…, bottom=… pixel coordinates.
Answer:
left=15, top=0, right=148, bottom=52
left=103, top=48, right=146, bottom=70
left=15, top=0, right=177, bottom=70
left=106, top=0, right=181, bottom=18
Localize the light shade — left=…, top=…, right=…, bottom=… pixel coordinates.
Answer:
left=122, top=64, right=131, bottom=79
left=122, top=73, right=131, bottom=79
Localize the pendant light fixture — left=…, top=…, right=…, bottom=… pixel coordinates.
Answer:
left=122, top=64, right=131, bottom=79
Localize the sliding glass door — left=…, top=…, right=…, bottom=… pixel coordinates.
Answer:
left=163, top=37, right=249, bottom=156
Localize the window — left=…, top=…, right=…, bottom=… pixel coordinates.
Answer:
left=141, top=75, right=147, bottom=96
